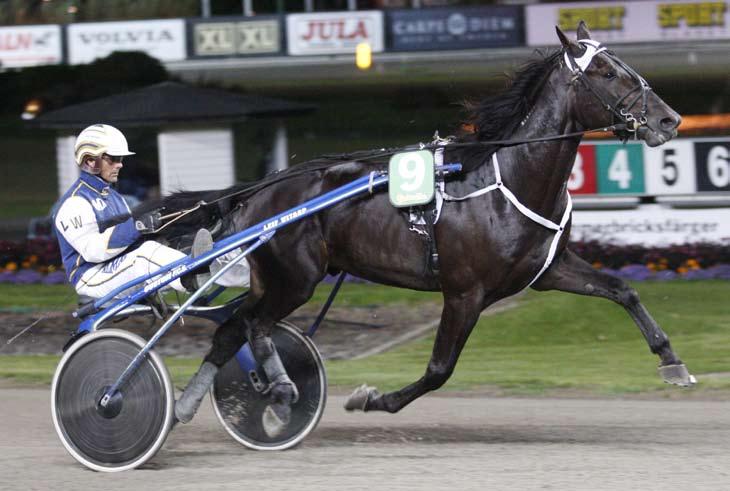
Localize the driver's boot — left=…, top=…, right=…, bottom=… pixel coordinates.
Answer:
left=180, top=228, right=213, bottom=292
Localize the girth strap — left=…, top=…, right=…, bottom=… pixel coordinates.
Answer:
left=440, top=153, right=572, bottom=287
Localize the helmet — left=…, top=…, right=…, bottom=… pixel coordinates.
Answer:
left=74, top=124, right=135, bottom=166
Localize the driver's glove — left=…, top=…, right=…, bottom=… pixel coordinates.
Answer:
left=135, top=211, right=162, bottom=234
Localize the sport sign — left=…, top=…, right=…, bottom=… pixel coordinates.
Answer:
left=389, top=150, right=435, bottom=207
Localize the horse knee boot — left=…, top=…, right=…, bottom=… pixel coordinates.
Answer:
left=175, top=361, right=218, bottom=423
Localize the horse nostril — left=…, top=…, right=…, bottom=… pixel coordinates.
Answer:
left=660, top=115, right=680, bottom=130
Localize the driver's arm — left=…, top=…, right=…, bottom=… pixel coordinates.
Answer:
left=54, top=196, right=140, bottom=263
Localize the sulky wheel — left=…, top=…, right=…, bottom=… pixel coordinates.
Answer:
left=51, top=329, right=174, bottom=472
left=211, top=320, right=327, bottom=451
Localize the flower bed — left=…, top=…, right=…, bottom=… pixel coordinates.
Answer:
left=570, top=240, right=730, bottom=281
left=0, top=238, right=64, bottom=285
left=0, top=238, right=728, bottom=285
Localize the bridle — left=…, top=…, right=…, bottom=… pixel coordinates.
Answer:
left=564, top=39, right=652, bottom=139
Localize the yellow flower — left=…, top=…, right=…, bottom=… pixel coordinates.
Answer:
left=6, top=262, right=18, bottom=272
left=685, top=259, right=700, bottom=268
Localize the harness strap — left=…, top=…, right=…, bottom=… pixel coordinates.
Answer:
left=528, top=192, right=572, bottom=287
left=439, top=152, right=572, bottom=287
left=493, top=155, right=562, bottom=232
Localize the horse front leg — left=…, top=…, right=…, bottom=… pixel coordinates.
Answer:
left=345, top=290, right=484, bottom=413
left=532, top=248, right=696, bottom=386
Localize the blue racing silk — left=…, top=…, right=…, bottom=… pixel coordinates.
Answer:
left=54, top=172, right=141, bottom=284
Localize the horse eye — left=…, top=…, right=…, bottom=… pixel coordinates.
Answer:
left=605, top=71, right=617, bottom=80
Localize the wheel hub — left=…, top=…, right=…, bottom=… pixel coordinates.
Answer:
left=95, top=386, right=124, bottom=419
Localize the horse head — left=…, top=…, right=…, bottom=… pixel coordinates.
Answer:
left=557, top=21, right=681, bottom=147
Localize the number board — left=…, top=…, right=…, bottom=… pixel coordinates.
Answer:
left=567, top=145, right=597, bottom=194
left=568, top=137, right=730, bottom=196
left=643, top=140, right=696, bottom=195
left=596, top=144, right=645, bottom=194
left=695, top=141, right=730, bottom=192
left=388, top=150, right=435, bottom=207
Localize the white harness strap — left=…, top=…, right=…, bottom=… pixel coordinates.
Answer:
left=439, top=152, right=573, bottom=287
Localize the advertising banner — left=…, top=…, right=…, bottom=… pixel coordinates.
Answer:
left=0, top=25, right=62, bottom=68
left=287, top=10, right=384, bottom=55
left=68, top=19, right=186, bottom=64
left=189, top=17, right=282, bottom=57
left=387, top=6, right=523, bottom=51
left=526, top=0, right=730, bottom=46
left=572, top=205, right=730, bottom=245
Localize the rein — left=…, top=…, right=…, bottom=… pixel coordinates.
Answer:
left=147, top=122, right=628, bottom=234
left=321, top=122, right=628, bottom=162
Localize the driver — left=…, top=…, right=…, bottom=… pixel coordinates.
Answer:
left=53, top=124, right=211, bottom=299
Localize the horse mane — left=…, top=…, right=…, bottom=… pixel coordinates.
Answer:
left=459, top=49, right=562, bottom=143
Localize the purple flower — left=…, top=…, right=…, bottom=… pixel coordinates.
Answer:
left=653, top=270, right=678, bottom=281
left=705, top=264, right=730, bottom=280
left=681, top=269, right=715, bottom=280
left=618, top=264, right=654, bottom=281
left=0, top=271, right=16, bottom=283
left=13, top=269, right=43, bottom=284
left=42, top=271, right=67, bottom=285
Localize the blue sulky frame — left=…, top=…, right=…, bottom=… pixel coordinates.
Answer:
left=71, top=164, right=460, bottom=409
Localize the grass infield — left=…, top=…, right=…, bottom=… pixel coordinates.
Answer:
left=0, top=280, right=728, bottom=396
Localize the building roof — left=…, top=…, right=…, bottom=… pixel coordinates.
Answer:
left=31, top=81, right=315, bottom=128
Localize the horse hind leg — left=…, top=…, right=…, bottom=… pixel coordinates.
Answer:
left=532, top=248, right=696, bottom=387
left=345, top=289, right=484, bottom=413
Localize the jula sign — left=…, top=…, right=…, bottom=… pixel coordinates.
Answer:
left=287, top=11, right=383, bottom=55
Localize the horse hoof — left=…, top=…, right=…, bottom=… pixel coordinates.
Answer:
left=262, top=404, right=290, bottom=438
left=344, top=384, right=378, bottom=412
left=658, top=364, right=697, bottom=387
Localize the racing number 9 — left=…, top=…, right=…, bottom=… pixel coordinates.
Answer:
left=398, top=153, right=426, bottom=192
left=388, top=150, right=435, bottom=207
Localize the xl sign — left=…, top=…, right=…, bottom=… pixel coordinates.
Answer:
left=68, top=19, right=186, bottom=64
left=287, top=11, right=384, bottom=55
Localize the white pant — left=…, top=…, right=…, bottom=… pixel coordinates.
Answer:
left=75, top=241, right=252, bottom=299
left=76, top=241, right=187, bottom=299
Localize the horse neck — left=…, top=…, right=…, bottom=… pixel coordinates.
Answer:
left=496, top=68, right=581, bottom=217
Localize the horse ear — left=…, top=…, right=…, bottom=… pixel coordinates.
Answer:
left=555, top=26, right=582, bottom=57
left=576, top=20, right=593, bottom=40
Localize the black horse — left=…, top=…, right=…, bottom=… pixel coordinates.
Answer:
left=137, top=23, right=691, bottom=432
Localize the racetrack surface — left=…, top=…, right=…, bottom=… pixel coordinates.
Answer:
left=2, top=387, right=728, bottom=491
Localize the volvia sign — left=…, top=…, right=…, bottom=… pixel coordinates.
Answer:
left=68, top=19, right=186, bottom=64
left=287, top=10, right=384, bottom=55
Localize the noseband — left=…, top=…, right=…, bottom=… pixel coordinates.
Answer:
left=564, top=39, right=652, bottom=139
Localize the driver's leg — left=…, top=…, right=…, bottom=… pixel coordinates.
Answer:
left=76, top=241, right=187, bottom=298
